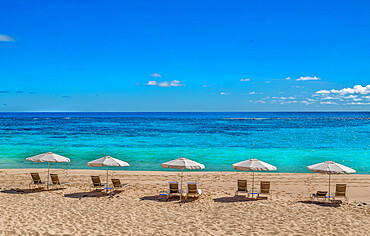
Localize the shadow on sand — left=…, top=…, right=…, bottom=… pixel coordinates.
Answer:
left=298, top=200, right=342, bottom=208
left=64, top=190, right=123, bottom=199
left=213, top=196, right=266, bottom=203
left=140, top=195, right=200, bottom=203
left=0, top=188, right=61, bottom=194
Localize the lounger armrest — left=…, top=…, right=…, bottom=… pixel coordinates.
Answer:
left=198, top=189, right=202, bottom=195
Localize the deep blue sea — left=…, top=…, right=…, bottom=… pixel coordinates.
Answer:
left=0, top=112, right=369, bottom=174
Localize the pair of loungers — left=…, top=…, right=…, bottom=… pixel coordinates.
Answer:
left=29, top=173, right=128, bottom=191
left=166, top=181, right=202, bottom=200
left=90, top=176, right=129, bottom=190
left=311, top=184, right=348, bottom=202
left=235, top=180, right=272, bottom=199
left=29, top=173, right=69, bottom=189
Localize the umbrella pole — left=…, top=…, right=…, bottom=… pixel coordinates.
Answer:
left=252, top=170, right=255, bottom=198
left=47, top=162, right=50, bottom=189
left=107, top=165, right=109, bottom=190
left=180, top=168, right=184, bottom=200
left=328, top=173, right=331, bottom=201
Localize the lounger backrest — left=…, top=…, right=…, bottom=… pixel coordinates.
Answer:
left=31, top=173, right=42, bottom=184
left=50, top=174, right=60, bottom=185
left=187, top=182, right=198, bottom=194
left=336, top=184, right=346, bottom=197
left=91, top=176, right=101, bottom=187
left=169, top=182, right=179, bottom=193
left=237, top=180, right=248, bottom=191
left=260, top=181, right=270, bottom=194
left=111, top=179, right=121, bottom=188
left=316, top=191, right=327, bottom=197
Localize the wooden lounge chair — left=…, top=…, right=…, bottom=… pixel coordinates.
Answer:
left=111, top=179, right=129, bottom=190
left=311, top=191, right=328, bottom=201
left=257, top=181, right=272, bottom=199
left=49, top=174, right=69, bottom=188
left=235, top=180, right=249, bottom=196
left=185, top=182, right=202, bottom=201
left=167, top=181, right=182, bottom=199
left=29, top=173, right=46, bottom=189
left=91, top=176, right=106, bottom=190
left=333, top=184, right=348, bottom=202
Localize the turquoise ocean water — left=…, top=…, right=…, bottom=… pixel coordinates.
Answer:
left=0, top=112, right=368, bottom=174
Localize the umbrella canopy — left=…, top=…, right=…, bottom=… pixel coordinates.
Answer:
left=307, top=161, right=356, bottom=174
left=161, top=157, right=205, bottom=199
left=232, top=158, right=277, bottom=171
left=26, top=152, right=70, bottom=189
left=161, top=157, right=205, bottom=170
left=26, top=151, right=71, bottom=163
left=88, top=156, right=130, bottom=190
left=232, top=158, right=277, bottom=198
left=88, top=156, right=130, bottom=167
left=307, top=160, right=356, bottom=198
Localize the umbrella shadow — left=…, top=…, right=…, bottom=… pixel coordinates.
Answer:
left=298, top=200, right=342, bottom=208
left=0, top=188, right=60, bottom=194
left=64, top=190, right=110, bottom=199
left=140, top=195, right=183, bottom=202
left=213, top=196, right=259, bottom=203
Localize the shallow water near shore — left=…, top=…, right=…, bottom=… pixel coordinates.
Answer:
left=0, top=112, right=368, bottom=173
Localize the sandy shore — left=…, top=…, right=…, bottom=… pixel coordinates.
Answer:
left=0, top=169, right=369, bottom=235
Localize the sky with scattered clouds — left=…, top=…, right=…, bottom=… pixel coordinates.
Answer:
left=1, top=0, right=369, bottom=111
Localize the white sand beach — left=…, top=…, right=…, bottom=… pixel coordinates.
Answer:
left=0, top=169, right=369, bottom=235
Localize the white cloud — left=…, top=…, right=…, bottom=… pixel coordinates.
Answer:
left=297, top=76, right=320, bottom=81
left=321, top=96, right=340, bottom=100
left=320, top=101, right=337, bottom=105
left=240, top=78, right=250, bottom=82
left=344, top=95, right=357, bottom=99
left=149, top=73, right=162, bottom=78
left=203, top=84, right=213, bottom=87
left=285, top=77, right=291, bottom=80
left=331, top=85, right=370, bottom=95
left=316, top=85, right=370, bottom=95
left=220, top=92, right=231, bottom=95
left=249, top=92, right=263, bottom=95
left=255, top=100, right=266, bottom=104
left=345, top=102, right=370, bottom=105
left=316, top=90, right=331, bottom=94
left=0, top=35, right=15, bottom=41
left=146, top=80, right=184, bottom=87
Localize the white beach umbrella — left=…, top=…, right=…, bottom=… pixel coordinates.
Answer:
left=232, top=158, right=277, bottom=198
left=161, top=157, right=205, bottom=198
left=307, top=160, right=356, bottom=197
left=88, top=156, right=130, bottom=188
left=26, top=152, right=71, bottom=189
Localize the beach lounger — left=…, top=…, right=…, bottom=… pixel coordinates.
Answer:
left=29, top=173, right=47, bottom=189
left=257, top=181, right=272, bottom=199
left=49, top=174, right=69, bottom=188
left=311, top=191, right=328, bottom=201
left=235, top=180, right=249, bottom=196
left=185, top=182, right=202, bottom=201
left=111, top=179, right=129, bottom=190
left=333, top=184, right=348, bottom=202
left=91, top=176, right=106, bottom=190
left=167, top=181, right=182, bottom=199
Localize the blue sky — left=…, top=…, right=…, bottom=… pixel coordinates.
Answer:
left=1, top=0, right=369, bottom=111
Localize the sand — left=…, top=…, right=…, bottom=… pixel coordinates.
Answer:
left=0, top=169, right=369, bottom=235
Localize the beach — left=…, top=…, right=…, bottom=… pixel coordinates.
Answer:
left=0, top=169, right=369, bottom=235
